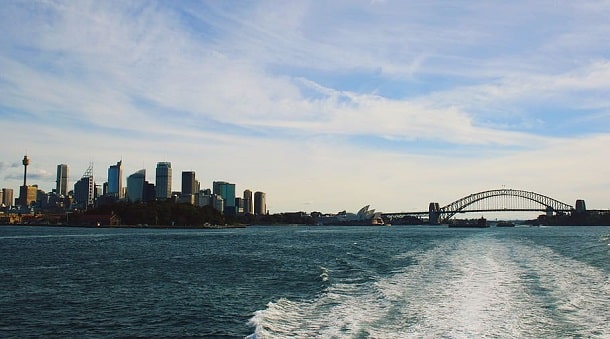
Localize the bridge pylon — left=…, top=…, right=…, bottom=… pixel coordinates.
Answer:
left=429, top=202, right=441, bottom=225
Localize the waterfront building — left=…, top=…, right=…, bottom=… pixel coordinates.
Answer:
left=74, top=164, right=95, bottom=210
left=254, top=191, right=266, bottom=215
left=155, top=162, right=172, bottom=200
left=213, top=181, right=236, bottom=215
left=2, top=188, right=14, bottom=208
left=56, top=164, right=69, bottom=196
left=243, top=189, right=253, bottom=215
left=126, top=169, right=146, bottom=203
left=107, top=161, right=123, bottom=199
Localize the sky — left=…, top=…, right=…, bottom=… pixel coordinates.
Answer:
left=1, top=0, right=610, bottom=216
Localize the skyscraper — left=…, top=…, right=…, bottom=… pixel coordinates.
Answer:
left=74, top=164, right=95, bottom=210
left=2, top=188, right=14, bottom=208
left=179, top=171, right=199, bottom=205
left=254, top=191, right=266, bottom=215
left=155, top=162, right=172, bottom=200
left=181, top=171, right=198, bottom=195
left=126, top=169, right=146, bottom=203
left=243, top=189, right=253, bottom=215
left=213, top=181, right=236, bottom=215
left=108, top=161, right=123, bottom=199
left=56, top=164, right=69, bottom=196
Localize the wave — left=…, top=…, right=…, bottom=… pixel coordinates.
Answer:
left=248, top=235, right=610, bottom=338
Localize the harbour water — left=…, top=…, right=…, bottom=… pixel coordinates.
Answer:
left=1, top=225, right=608, bottom=338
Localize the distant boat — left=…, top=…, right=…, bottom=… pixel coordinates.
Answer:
left=448, top=217, right=488, bottom=228
left=496, top=220, right=515, bottom=227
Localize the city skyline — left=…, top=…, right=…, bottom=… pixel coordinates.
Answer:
left=1, top=156, right=267, bottom=217
left=2, top=2, right=610, bottom=214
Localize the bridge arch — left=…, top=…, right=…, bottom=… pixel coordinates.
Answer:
left=434, top=188, right=573, bottom=223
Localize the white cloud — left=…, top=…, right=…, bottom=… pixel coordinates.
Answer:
left=1, top=1, right=610, bottom=215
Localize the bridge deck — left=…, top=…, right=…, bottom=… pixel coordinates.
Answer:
left=383, top=208, right=574, bottom=218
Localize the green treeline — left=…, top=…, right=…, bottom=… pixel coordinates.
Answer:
left=83, top=201, right=317, bottom=226
left=537, top=211, right=610, bottom=226
left=86, top=201, right=225, bottom=226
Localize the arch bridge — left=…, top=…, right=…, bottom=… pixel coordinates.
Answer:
left=428, top=188, right=574, bottom=224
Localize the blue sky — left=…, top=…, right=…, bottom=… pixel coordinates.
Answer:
left=1, top=1, right=610, bottom=215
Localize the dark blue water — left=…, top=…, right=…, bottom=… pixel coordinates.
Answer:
left=1, top=225, right=609, bottom=338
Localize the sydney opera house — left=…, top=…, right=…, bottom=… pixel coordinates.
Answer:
left=318, top=205, right=385, bottom=225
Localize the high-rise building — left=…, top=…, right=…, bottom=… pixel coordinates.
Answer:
left=127, top=169, right=146, bottom=203
left=155, top=162, right=172, bottom=200
left=143, top=181, right=156, bottom=203
left=18, top=186, right=37, bottom=208
left=181, top=171, right=198, bottom=195
left=254, top=191, right=266, bottom=215
left=212, top=194, right=224, bottom=212
left=107, top=161, right=123, bottom=199
left=74, top=164, right=95, bottom=210
left=2, top=188, right=14, bottom=208
left=56, top=164, right=69, bottom=196
left=243, top=189, right=253, bottom=215
left=213, top=181, right=236, bottom=215
left=235, top=197, right=244, bottom=215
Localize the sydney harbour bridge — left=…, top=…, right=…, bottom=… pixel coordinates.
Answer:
left=383, top=188, right=586, bottom=224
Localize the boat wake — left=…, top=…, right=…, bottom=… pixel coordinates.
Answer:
left=248, top=235, right=610, bottom=338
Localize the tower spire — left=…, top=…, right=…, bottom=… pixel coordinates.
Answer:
left=22, top=154, right=30, bottom=187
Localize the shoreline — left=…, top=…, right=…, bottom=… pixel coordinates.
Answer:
left=0, top=223, right=247, bottom=230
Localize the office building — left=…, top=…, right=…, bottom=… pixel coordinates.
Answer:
left=254, top=191, right=266, bottom=215
left=143, top=181, right=156, bottom=203
left=181, top=171, right=198, bottom=195
left=213, top=181, right=236, bottom=215
left=180, top=171, right=199, bottom=204
left=56, top=164, right=69, bottom=196
left=2, top=188, right=14, bottom=208
left=74, top=164, right=95, bottom=210
left=127, top=169, right=146, bottom=203
left=235, top=197, right=244, bottom=215
left=18, top=186, right=37, bottom=207
left=212, top=194, right=224, bottom=212
left=155, top=162, right=172, bottom=200
left=243, top=189, right=253, bottom=215
left=107, top=161, right=123, bottom=199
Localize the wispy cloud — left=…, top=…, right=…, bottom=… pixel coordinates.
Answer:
left=1, top=1, right=609, bottom=213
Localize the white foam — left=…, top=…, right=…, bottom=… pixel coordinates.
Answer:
left=249, top=235, right=610, bottom=338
